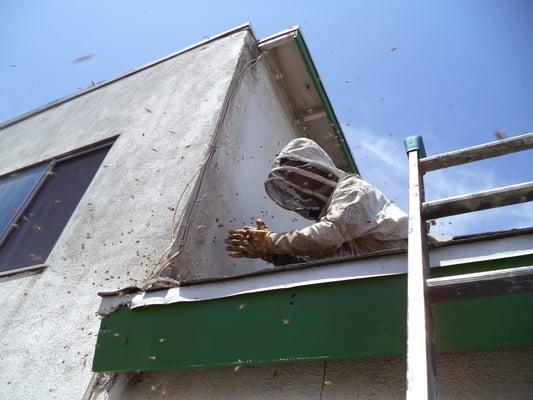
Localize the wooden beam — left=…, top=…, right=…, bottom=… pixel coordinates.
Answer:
left=295, top=110, right=327, bottom=124
left=428, top=265, right=533, bottom=302
left=423, top=181, right=533, bottom=220
left=420, top=132, right=533, bottom=172
left=406, top=149, right=437, bottom=400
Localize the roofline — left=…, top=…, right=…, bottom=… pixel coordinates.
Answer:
left=2, top=23, right=357, bottom=173
left=292, top=30, right=358, bottom=174
left=0, top=23, right=255, bottom=130
left=258, top=27, right=358, bottom=174
left=257, top=25, right=301, bottom=47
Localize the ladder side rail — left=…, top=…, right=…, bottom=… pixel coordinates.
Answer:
left=406, top=143, right=438, bottom=400
left=420, top=132, right=533, bottom=173
left=423, top=181, right=533, bottom=220
left=404, top=132, right=533, bottom=400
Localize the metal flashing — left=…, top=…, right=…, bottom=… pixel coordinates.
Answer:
left=97, top=231, right=533, bottom=315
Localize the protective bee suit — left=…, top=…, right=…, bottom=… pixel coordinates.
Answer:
left=226, top=138, right=408, bottom=264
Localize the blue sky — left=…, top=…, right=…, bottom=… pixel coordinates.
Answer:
left=1, top=0, right=532, bottom=235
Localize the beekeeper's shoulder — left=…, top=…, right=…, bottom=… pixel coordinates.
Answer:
left=335, top=174, right=373, bottom=192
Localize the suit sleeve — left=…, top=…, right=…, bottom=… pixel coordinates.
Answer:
left=268, top=219, right=348, bottom=257
left=268, top=177, right=383, bottom=257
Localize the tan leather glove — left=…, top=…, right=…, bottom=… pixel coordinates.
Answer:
left=225, top=219, right=274, bottom=260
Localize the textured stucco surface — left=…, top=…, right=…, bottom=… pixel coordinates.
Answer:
left=108, top=349, right=533, bottom=400
left=0, top=30, right=253, bottom=400
left=168, top=54, right=309, bottom=280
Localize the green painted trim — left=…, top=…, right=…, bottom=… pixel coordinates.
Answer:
left=93, top=255, right=533, bottom=372
left=404, top=135, right=427, bottom=158
left=293, top=31, right=359, bottom=175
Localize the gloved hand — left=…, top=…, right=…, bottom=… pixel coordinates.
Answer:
left=225, top=219, right=274, bottom=260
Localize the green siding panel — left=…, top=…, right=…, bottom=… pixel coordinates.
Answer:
left=93, top=255, right=533, bottom=372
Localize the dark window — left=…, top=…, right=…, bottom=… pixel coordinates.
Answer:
left=0, top=144, right=111, bottom=273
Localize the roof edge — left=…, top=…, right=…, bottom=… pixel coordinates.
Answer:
left=292, top=29, right=359, bottom=174
left=257, top=25, right=299, bottom=47
left=258, top=27, right=358, bottom=174
left=0, top=23, right=255, bottom=130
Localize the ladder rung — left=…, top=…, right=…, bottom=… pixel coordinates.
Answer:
left=423, top=181, right=533, bottom=220
left=420, top=131, right=533, bottom=173
left=427, top=265, right=533, bottom=302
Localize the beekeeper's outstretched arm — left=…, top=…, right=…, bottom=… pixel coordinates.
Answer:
left=226, top=177, right=405, bottom=261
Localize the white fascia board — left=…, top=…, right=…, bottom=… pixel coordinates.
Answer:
left=97, top=233, right=533, bottom=315
left=431, top=233, right=533, bottom=266
left=257, top=26, right=299, bottom=50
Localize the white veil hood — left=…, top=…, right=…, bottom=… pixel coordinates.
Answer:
left=264, top=138, right=350, bottom=220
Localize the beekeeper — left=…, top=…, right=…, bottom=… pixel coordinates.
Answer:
left=225, top=138, right=408, bottom=265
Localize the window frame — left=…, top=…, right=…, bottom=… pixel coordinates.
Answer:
left=0, top=161, right=55, bottom=248
left=0, top=137, right=116, bottom=277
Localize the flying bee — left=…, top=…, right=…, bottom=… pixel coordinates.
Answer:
left=29, top=254, right=42, bottom=262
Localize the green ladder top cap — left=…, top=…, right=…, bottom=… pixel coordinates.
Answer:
left=404, top=135, right=427, bottom=158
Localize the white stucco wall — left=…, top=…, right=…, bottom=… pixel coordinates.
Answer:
left=171, top=54, right=309, bottom=280
left=107, top=349, right=533, bottom=400
left=0, top=29, right=255, bottom=400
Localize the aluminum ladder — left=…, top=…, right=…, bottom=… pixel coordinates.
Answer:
left=403, top=131, right=533, bottom=399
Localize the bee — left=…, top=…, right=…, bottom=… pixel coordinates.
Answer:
left=495, top=129, right=506, bottom=140
left=29, top=254, right=42, bottom=262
